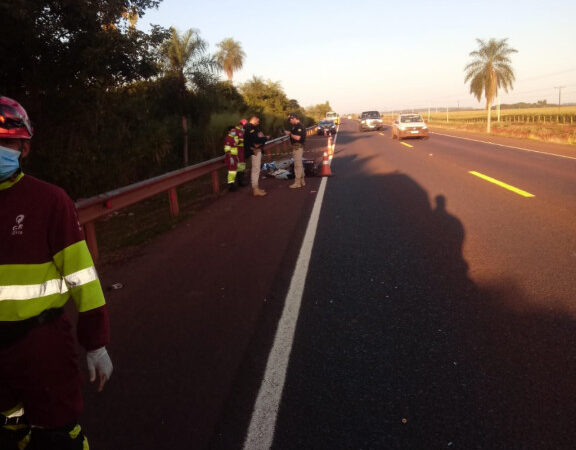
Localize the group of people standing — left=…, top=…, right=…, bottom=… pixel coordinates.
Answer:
left=224, top=113, right=307, bottom=197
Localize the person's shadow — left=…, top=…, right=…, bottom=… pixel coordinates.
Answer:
left=269, top=168, right=576, bottom=450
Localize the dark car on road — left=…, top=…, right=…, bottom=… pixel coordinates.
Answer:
left=317, top=120, right=337, bottom=136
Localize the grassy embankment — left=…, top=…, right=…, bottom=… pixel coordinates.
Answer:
left=384, top=106, right=576, bottom=145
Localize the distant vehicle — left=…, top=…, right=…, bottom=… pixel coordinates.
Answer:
left=391, top=114, right=429, bottom=139
left=325, top=111, right=340, bottom=125
left=317, top=120, right=337, bottom=136
left=360, top=111, right=383, bottom=131
left=347, top=115, right=352, bottom=120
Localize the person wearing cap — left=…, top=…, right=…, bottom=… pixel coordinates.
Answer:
left=285, top=113, right=307, bottom=188
left=0, top=96, right=112, bottom=449
left=244, top=115, right=269, bottom=197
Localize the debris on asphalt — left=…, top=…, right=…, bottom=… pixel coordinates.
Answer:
left=108, top=282, right=123, bottom=290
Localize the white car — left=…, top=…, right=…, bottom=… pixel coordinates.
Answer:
left=392, top=114, right=429, bottom=139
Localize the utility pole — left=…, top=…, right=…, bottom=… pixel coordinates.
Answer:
left=554, top=86, right=566, bottom=108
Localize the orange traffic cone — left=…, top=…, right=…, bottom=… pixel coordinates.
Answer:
left=328, top=136, right=334, bottom=155
left=320, top=151, right=333, bottom=177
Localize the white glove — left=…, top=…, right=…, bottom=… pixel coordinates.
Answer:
left=87, top=346, right=113, bottom=392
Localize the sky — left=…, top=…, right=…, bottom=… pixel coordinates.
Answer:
left=138, top=0, right=576, bottom=113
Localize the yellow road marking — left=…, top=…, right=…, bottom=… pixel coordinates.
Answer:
left=469, top=171, right=535, bottom=198
left=379, top=132, right=385, bottom=136
left=401, top=142, right=413, bottom=148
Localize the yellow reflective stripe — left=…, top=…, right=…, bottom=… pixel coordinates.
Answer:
left=0, top=294, right=67, bottom=321
left=0, top=172, right=24, bottom=191
left=0, top=261, right=60, bottom=285
left=73, top=280, right=105, bottom=313
left=69, top=424, right=82, bottom=439
left=53, top=241, right=95, bottom=277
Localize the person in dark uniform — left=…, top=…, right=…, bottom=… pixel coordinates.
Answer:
left=244, top=115, right=269, bottom=197
left=285, top=113, right=306, bottom=188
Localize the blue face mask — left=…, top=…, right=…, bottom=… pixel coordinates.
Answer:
left=0, top=145, right=21, bottom=181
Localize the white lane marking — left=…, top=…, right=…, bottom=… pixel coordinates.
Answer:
left=430, top=132, right=576, bottom=161
left=243, top=144, right=332, bottom=450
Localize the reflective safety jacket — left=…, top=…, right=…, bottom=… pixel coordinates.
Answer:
left=0, top=172, right=109, bottom=350
left=224, top=128, right=239, bottom=156
left=235, top=125, right=244, bottom=154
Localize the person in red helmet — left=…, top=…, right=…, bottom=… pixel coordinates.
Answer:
left=0, top=96, right=112, bottom=449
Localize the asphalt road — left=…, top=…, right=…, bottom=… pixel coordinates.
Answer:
left=84, top=120, right=576, bottom=449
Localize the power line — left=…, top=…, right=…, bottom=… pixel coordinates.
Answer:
left=554, top=86, right=566, bottom=107
left=517, top=68, right=576, bottom=83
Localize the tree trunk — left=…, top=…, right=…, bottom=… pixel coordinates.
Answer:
left=182, top=115, right=189, bottom=166
left=486, top=100, right=492, bottom=133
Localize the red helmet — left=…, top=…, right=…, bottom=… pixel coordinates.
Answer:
left=0, top=96, right=33, bottom=139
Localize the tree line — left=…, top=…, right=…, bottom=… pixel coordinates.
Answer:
left=0, top=0, right=322, bottom=199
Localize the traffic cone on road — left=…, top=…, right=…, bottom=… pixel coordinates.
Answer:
left=320, top=151, right=333, bottom=177
left=328, top=136, right=334, bottom=156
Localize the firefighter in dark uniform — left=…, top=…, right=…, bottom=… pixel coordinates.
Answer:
left=285, top=113, right=307, bottom=188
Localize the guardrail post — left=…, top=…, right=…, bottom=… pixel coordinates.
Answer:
left=84, top=222, right=99, bottom=262
left=168, top=187, right=179, bottom=216
left=212, top=170, right=220, bottom=194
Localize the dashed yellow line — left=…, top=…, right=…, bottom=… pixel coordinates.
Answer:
left=469, top=171, right=535, bottom=198
left=378, top=132, right=386, bottom=136
left=400, top=142, right=413, bottom=148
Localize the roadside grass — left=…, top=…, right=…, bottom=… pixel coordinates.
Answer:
left=427, top=105, right=576, bottom=122
left=428, top=121, right=576, bottom=145
left=94, top=167, right=228, bottom=265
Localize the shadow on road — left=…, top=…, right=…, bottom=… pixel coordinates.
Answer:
left=269, top=162, right=576, bottom=449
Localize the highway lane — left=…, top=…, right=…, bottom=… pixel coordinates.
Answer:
left=241, top=119, right=576, bottom=449
left=372, top=122, right=576, bottom=313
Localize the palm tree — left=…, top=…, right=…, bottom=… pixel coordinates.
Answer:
left=216, top=38, right=245, bottom=83
left=464, top=38, right=517, bottom=133
left=160, top=27, right=217, bottom=166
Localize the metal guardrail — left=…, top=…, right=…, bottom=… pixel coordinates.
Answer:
left=76, top=126, right=317, bottom=260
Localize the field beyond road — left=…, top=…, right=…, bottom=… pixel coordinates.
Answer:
left=383, top=106, right=576, bottom=145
